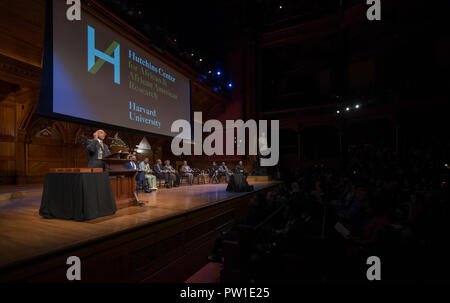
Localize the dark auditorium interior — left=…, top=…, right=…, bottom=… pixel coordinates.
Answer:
left=0, top=0, right=449, bottom=284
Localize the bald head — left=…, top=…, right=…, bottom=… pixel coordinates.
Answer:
left=94, top=129, right=106, bottom=140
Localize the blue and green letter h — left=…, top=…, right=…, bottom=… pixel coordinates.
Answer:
left=87, top=25, right=120, bottom=84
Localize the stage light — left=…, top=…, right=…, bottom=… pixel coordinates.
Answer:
left=216, top=70, right=221, bottom=76
left=355, top=104, right=360, bottom=109
left=346, top=107, right=350, bottom=111
left=190, top=53, right=194, bottom=57
left=199, top=58, right=203, bottom=62
left=208, top=70, right=212, bottom=74
left=336, top=110, right=340, bottom=114
left=279, top=5, right=283, bottom=9
left=228, top=82, right=233, bottom=88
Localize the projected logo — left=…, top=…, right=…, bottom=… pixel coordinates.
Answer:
left=87, top=25, right=120, bottom=84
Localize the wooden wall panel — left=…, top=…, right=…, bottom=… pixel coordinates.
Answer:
left=0, top=0, right=45, bottom=67
left=27, top=137, right=64, bottom=178
left=0, top=160, right=15, bottom=179
left=0, top=141, right=15, bottom=158
left=74, top=144, right=88, bottom=168
left=28, top=142, right=63, bottom=159
left=27, top=160, right=63, bottom=177
left=0, top=141, right=17, bottom=183
left=0, top=103, right=16, bottom=136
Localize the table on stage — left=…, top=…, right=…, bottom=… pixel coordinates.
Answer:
left=39, top=171, right=116, bottom=221
left=39, top=152, right=139, bottom=221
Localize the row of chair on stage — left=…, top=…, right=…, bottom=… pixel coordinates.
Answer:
left=124, top=155, right=248, bottom=193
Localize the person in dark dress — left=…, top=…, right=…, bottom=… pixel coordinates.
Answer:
left=235, top=160, right=248, bottom=179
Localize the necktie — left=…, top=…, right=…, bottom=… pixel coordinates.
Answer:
left=100, top=141, right=104, bottom=150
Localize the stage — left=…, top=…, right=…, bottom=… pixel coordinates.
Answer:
left=0, top=178, right=278, bottom=282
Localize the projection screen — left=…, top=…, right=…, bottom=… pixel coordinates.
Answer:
left=39, top=0, right=192, bottom=139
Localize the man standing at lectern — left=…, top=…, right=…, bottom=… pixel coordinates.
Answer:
left=87, top=129, right=110, bottom=169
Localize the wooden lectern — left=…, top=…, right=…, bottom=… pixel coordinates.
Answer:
left=102, top=152, right=139, bottom=209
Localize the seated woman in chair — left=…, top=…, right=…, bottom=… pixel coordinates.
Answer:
left=234, top=160, right=249, bottom=179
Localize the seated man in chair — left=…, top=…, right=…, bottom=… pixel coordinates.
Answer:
left=163, top=160, right=179, bottom=187
left=126, top=155, right=151, bottom=193
left=208, top=161, right=219, bottom=183
left=124, top=154, right=138, bottom=170
left=218, top=161, right=231, bottom=183
left=139, top=157, right=157, bottom=191
left=180, top=160, right=194, bottom=185
left=153, top=159, right=170, bottom=188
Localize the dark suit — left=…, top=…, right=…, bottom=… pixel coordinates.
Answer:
left=87, top=139, right=110, bottom=169
left=153, top=163, right=169, bottom=183
left=235, top=165, right=248, bottom=178
left=208, top=165, right=218, bottom=177
left=124, top=161, right=138, bottom=170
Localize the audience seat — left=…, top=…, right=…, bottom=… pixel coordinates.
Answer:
left=220, top=240, right=243, bottom=282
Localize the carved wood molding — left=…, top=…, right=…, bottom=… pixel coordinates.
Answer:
left=0, top=54, right=41, bottom=88
left=17, top=89, right=40, bottom=131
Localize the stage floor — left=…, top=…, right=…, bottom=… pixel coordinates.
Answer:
left=0, top=181, right=278, bottom=270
